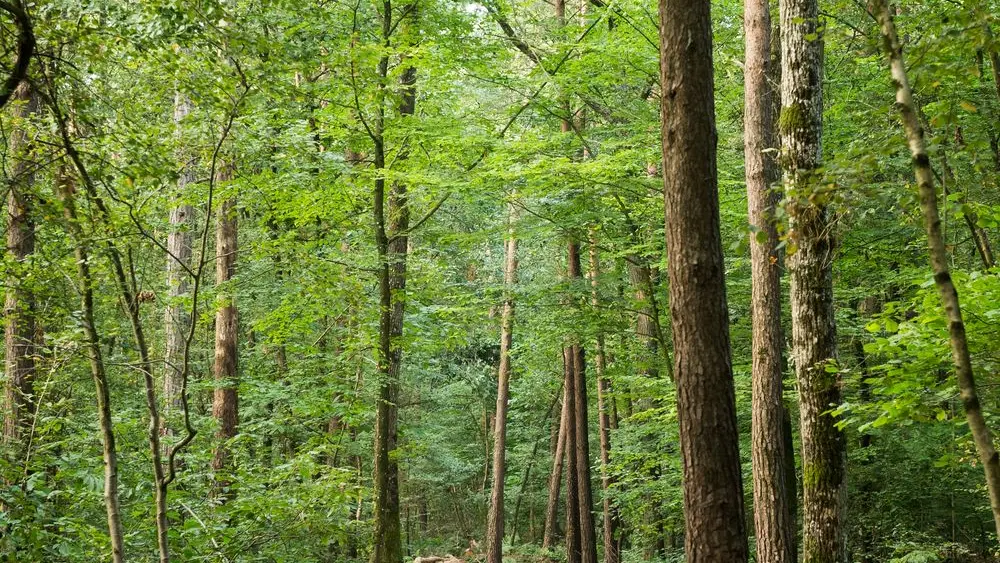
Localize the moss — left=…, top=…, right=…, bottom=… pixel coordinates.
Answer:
left=802, top=461, right=824, bottom=490
left=778, top=103, right=809, bottom=136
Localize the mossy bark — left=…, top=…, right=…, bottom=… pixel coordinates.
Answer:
left=780, top=0, right=846, bottom=561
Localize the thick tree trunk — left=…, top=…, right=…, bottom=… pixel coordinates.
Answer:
left=371, top=6, right=416, bottom=560
left=658, top=0, right=749, bottom=560
left=744, top=1, right=797, bottom=562
left=874, top=0, right=1000, bottom=541
left=164, top=92, right=194, bottom=423
left=587, top=240, right=621, bottom=563
left=485, top=203, right=519, bottom=563
left=3, top=80, right=38, bottom=446
left=779, top=0, right=846, bottom=560
left=542, top=388, right=568, bottom=550
left=58, top=168, right=126, bottom=563
left=211, top=169, right=239, bottom=495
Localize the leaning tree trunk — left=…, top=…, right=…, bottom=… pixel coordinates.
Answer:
left=658, top=0, right=749, bottom=560
left=3, top=80, right=38, bottom=446
left=485, top=202, right=519, bottom=563
left=58, top=166, right=126, bottom=563
left=542, top=387, right=568, bottom=550
left=211, top=168, right=239, bottom=497
left=745, top=1, right=797, bottom=562
left=874, top=0, right=1000, bottom=540
left=780, top=0, right=846, bottom=560
left=164, top=91, right=195, bottom=427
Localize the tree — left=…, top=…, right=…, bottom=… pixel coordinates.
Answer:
left=370, top=3, right=417, bottom=560
left=164, top=91, right=195, bottom=424
left=212, top=166, right=239, bottom=493
left=588, top=237, right=621, bottom=563
left=3, top=80, right=38, bottom=446
left=658, top=0, right=748, bottom=559
left=57, top=165, right=125, bottom=563
left=566, top=240, right=597, bottom=563
left=779, top=0, right=846, bottom=558
left=744, top=0, right=797, bottom=561
left=485, top=202, right=519, bottom=563
left=543, top=387, right=569, bottom=551
left=873, top=0, right=1000, bottom=540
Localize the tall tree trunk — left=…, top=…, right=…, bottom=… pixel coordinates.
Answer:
left=779, top=0, right=846, bottom=560
left=164, top=92, right=194, bottom=425
left=745, top=1, right=797, bottom=561
left=658, top=0, right=749, bottom=560
left=485, top=203, right=519, bottom=563
left=371, top=5, right=417, bottom=561
left=542, top=388, right=568, bottom=550
left=211, top=168, right=239, bottom=495
left=587, top=239, right=620, bottom=563
left=874, top=0, right=1000, bottom=540
left=562, top=346, right=582, bottom=563
left=3, top=80, right=38, bottom=446
left=58, top=167, right=126, bottom=563
left=566, top=241, right=598, bottom=563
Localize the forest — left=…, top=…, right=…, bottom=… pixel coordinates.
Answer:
left=1, top=0, right=1000, bottom=561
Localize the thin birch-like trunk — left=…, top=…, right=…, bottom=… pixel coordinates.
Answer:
left=874, top=0, right=1000, bottom=540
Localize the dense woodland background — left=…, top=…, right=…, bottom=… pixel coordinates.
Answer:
left=1, top=0, right=1000, bottom=561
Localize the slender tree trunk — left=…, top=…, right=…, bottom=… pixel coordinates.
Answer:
left=58, top=167, right=126, bottom=563
left=562, top=346, right=582, bottom=563
left=987, top=27, right=1000, bottom=108
left=543, top=388, right=568, bottom=550
left=211, top=168, right=239, bottom=495
left=371, top=5, right=417, bottom=561
left=932, top=131, right=995, bottom=269
left=511, top=387, right=560, bottom=545
left=874, top=0, right=1000, bottom=540
left=745, top=1, right=797, bottom=561
left=565, top=241, right=598, bottom=563
left=587, top=239, right=620, bottom=563
left=658, top=0, right=749, bottom=560
left=3, top=80, right=38, bottom=446
left=164, top=92, right=194, bottom=424
left=485, top=203, right=519, bottom=563
left=779, top=0, right=846, bottom=560
left=113, top=250, right=169, bottom=563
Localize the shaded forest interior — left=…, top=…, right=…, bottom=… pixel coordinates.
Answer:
left=2, top=0, right=1000, bottom=562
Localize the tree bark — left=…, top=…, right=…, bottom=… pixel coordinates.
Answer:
left=779, top=0, right=846, bottom=560
left=874, top=0, right=1000, bottom=541
left=561, top=345, right=582, bottom=563
left=745, top=1, right=797, bottom=561
left=485, top=202, right=519, bottom=563
left=542, top=387, right=568, bottom=550
left=587, top=239, right=620, bottom=563
left=164, top=91, right=194, bottom=424
left=371, top=5, right=417, bottom=561
left=566, top=241, right=598, bottom=563
left=58, top=167, right=126, bottom=563
left=3, top=80, right=38, bottom=446
left=211, top=168, right=239, bottom=496
left=658, top=0, right=749, bottom=560
left=511, top=387, right=560, bottom=545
